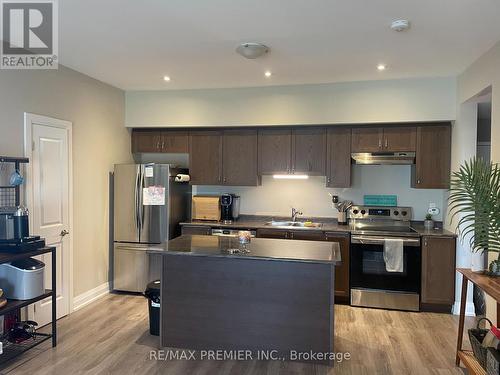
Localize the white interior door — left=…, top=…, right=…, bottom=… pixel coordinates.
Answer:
left=25, top=114, right=72, bottom=326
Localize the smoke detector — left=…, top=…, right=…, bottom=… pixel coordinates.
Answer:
left=236, top=43, right=269, bottom=59
left=391, top=20, right=410, bottom=32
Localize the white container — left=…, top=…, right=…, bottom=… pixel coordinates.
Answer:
left=0, top=258, right=45, bottom=300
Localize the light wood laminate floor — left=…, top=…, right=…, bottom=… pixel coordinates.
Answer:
left=3, top=293, right=473, bottom=374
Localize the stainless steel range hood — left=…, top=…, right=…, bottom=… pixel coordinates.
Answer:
left=351, top=152, right=416, bottom=165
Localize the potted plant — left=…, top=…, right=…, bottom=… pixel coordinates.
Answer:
left=449, top=157, right=500, bottom=276
left=424, top=213, right=434, bottom=230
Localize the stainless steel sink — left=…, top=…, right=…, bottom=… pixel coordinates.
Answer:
left=266, top=221, right=323, bottom=229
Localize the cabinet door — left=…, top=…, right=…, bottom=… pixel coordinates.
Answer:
left=256, top=228, right=288, bottom=239
left=412, top=125, right=451, bottom=189
left=382, top=127, right=416, bottom=152
left=289, top=230, right=326, bottom=241
left=258, top=129, right=292, bottom=174
left=351, top=127, right=383, bottom=152
left=161, top=131, right=189, bottom=153
left=189, top=131, right=223, bottom=185
left=181, top=225, right=212, bottom=235
left=131, top=129, right=162, bottom=153
left=326, top=128, right=351, bottom=188
left=222, top=129, right=260, bottom=186
left=325, top=232, right=350, bottom=300
left=292, top=127, right=326, bottom=175
left=421, top=236, right=456, bottom=306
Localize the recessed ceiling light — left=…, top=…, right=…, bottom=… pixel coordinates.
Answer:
left=265, top=71, right=272, bottom=78
left=163, top=76, right=171, bottom=82
left=377, top=64, right=386, bottom=71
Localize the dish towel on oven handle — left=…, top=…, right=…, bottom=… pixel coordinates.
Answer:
left=383, top=238, right=404, bottom=272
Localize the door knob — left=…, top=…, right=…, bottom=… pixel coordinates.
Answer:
left=60, top=230, right=69, bottom=237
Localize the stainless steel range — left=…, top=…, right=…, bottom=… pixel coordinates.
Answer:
left=348, top=205, right=421, bottom=311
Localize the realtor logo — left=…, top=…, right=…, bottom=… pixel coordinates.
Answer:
left=1, top=0, right=58, bottom=69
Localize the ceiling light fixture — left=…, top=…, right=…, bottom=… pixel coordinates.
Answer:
left=377, top=64, right=386, bottom=71
left=163, top=76, right=171, bottom=82
left=273, top=174, right=309, bottom=180
left=265, top=71, right=272, bottom=78
left=236, top=43, right=269, bottom=59
left=391, top=19, right=410, bottom=32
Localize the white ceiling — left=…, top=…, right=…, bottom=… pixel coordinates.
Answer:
left=59, top=0, right=500, bottom=90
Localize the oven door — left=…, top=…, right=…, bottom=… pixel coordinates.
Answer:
left=350, top=235, right=421, bottom=293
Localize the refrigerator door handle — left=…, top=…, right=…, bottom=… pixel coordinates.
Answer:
left=134, top=165, right=140, bottom=239
left=139, top=165, right=145, bottom=233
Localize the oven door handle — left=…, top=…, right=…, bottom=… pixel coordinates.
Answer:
left=351, top=235, right=421, bottom=247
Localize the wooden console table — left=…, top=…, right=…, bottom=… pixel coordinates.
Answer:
left=456, top=268, right=500, bottom=375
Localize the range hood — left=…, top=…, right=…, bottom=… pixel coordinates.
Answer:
left=351, top=152, right=416, bottom=165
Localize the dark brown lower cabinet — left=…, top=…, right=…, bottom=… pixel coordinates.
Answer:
left=256, top=228, right=288, bottom=239
left=325, top=232, right=350, bottom=301
left=181, top=225, right=212, bottom=235
left=421, top=236, right=456, bottom=311
left=256, top=228, right=350, bottom=302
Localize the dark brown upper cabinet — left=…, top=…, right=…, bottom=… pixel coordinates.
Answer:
left=190, top=129, right=260, bottom=186
left=412, top=125, right=451, bottom=189
left=189, top=131, right=223, bottom=185
left=351, top=126, right=416, bottom=152
left=383, top=127, right=416, bottom=151
left=351, top=127, right=383, bottom=152
left=292, top=127, right=326, bottom=175
left=421, top=236, right=456, bottom=308
left=258, top=127, right=326, bottom=175
left=258, top=128, right=293, bottom=174
left=132, top=129, right=189, bottom=153
left=131, top=129, right=163, bottom=153
left=222, top=129, right=260, bottom=186
left=326, top=128, right=351, bottom=188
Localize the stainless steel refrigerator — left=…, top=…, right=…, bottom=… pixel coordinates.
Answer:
left=112, top=164, right=191, bottom=292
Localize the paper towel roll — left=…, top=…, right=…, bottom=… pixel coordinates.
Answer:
left=175, top=174, right=190, bottom=182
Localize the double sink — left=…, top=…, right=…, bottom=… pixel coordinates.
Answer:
left=266, top=221, right=323, bottom=230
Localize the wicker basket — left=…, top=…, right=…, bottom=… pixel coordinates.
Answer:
left=468, top=317, right=493, bottom=369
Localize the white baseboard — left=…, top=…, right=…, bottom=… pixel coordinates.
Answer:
left=452, top=301, right=476, bottom=316
left=73, top=282, right=110, bottom=312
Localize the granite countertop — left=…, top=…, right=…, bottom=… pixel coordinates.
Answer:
left=180, top=215, right=350, bottom=233
left=180, top=215, right=456, bottom=237
left=147, top=234, right=341, bottom=264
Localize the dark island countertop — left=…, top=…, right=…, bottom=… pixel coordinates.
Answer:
left=147, top=234, right=341, bottom=264
left=180, top=215, right=456, bottom=237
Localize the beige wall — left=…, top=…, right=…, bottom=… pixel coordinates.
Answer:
left=453, top=41, right=500, bottom=318
left=0, top=65, right=132, bottom=296
left=126, top=77, right=456, bottom=127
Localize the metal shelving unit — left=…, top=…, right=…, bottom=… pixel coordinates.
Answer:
left=0, top=247, right=57, bottom=368
left=0, top=156, right=56, bottom=368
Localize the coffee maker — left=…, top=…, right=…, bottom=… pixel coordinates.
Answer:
left=220, top=194, right=240, bottom=224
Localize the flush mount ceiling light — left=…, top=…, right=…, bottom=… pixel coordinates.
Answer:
left=377, top=64, right=386, bottom=71
left=163, top=75, right=171, bottom=82
left=391, top=19, right=410, bottom=32
left=264, top=71, right=272, bottom=77
left=236, top=43, right=269, bottom=59
left=273, top=174, right=309, bottom=180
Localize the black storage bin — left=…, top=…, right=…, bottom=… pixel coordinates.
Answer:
left=144, top=280, right=161, bottom=336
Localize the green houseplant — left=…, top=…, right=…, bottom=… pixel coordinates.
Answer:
left=424, top=213, right=434, bottom=230
left=448, top=157, right=500, bottom=275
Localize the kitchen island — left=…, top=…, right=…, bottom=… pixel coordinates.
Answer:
left=148, top=235, right=341, bottom=364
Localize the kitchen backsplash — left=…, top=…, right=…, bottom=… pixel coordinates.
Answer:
left=193, top=165, right=447, bottom=221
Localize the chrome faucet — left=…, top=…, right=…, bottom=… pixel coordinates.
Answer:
left=291, top=207, right=303, bottom=222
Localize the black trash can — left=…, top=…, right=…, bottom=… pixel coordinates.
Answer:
left=144, top=280, right=161, bottom=336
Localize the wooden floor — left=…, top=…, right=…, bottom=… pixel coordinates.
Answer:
left=2, top=293, right=473, bottom=375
